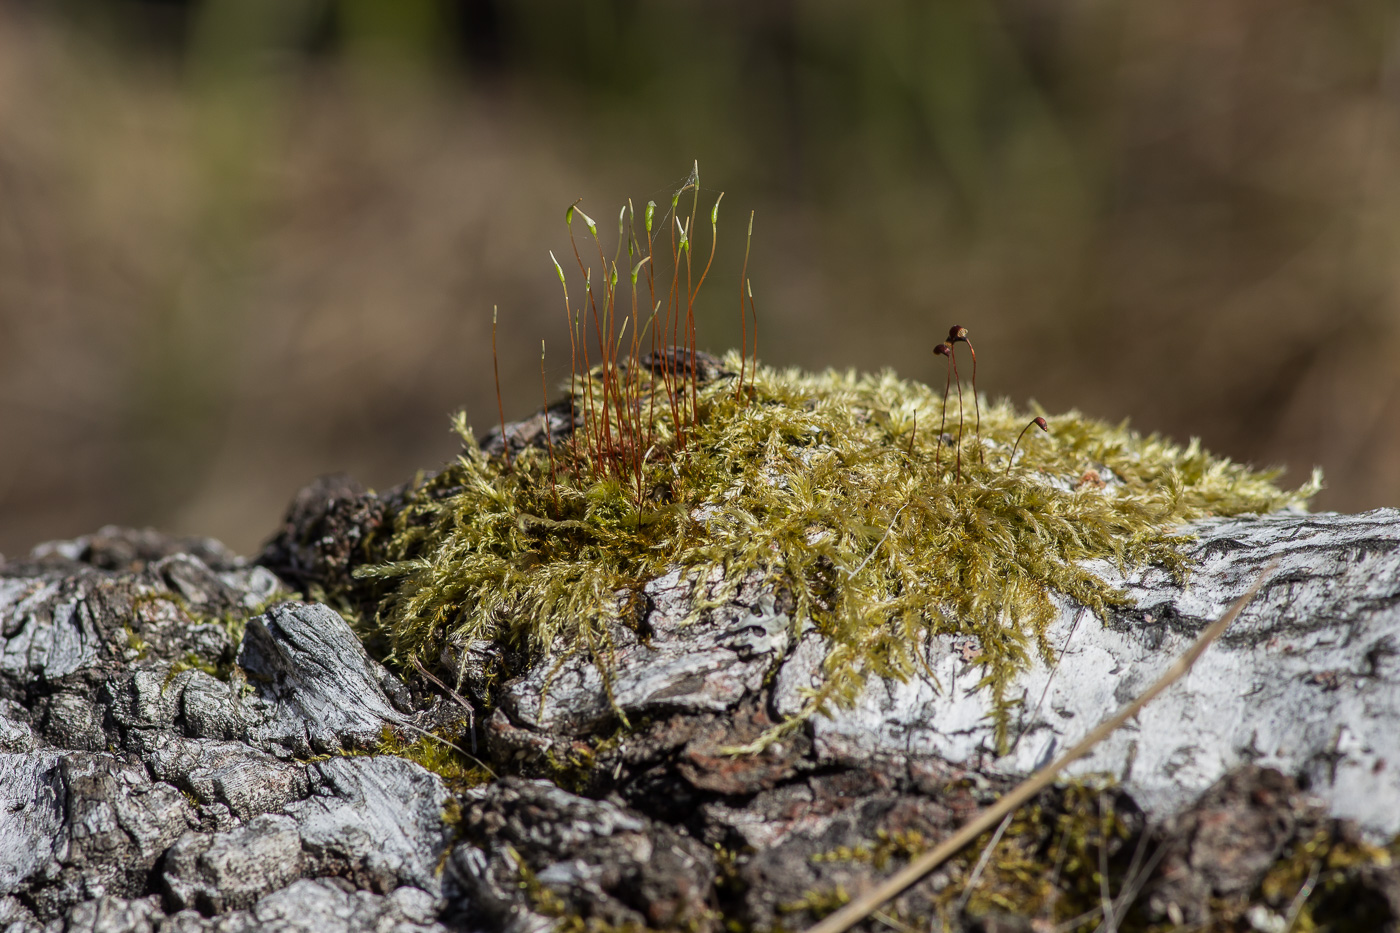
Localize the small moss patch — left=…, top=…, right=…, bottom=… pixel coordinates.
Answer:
left=790, top=779, right=1400, bottom=932
left=1254, top=827, right=1398, bottom=932
left=358, top=354, right=1317, bottom=746
left=373, top=725, right=492, bottom=791
left=788, top=781, right=1131, bottom=928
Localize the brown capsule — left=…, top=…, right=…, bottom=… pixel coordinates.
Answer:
left=1005, top=417, right=1049, bottom=476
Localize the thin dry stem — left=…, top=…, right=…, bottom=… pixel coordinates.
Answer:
left=492, top=305, right=510, bottom=468
left=540, top=340, right=559, bottom=514
left=803, top=561, right=1278, bottom=933
left=738, top=211, right=753, bottom=400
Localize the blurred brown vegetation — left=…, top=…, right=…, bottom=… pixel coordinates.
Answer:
left=2, top=0, right=1399, bottom=558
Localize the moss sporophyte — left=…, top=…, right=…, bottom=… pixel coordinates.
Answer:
left=354, top=177, right=1320, bottom=752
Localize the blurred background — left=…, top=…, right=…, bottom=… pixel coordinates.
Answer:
left=2, top=0, right=1399, bottom=558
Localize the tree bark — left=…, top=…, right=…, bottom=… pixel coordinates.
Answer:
left=2, top=498, right=1398, bottom=932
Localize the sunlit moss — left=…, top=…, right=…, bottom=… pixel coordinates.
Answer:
left=164, top=652, right=221, bottom=688
left=356, top=353, right=1318, bottom=747
left=1253, top=828, right=1399, bottom=933
left=811, top=828, right=930, bottom=871
left=372, top=724, right=492, bottom=790
left=122, top=624, right=150, bottom=661
left=776, top=886, right=851, bottom=920
left=795, top=778, right=1130, bottom=930
left=795, top=779, right=1400, bottom=932
left=508, top=845, right=571, bottom=918
left=131, top=589, right=288, bottom=680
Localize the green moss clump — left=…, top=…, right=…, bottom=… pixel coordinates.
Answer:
left=357, top=354, right=1318, bottom=747
left=372, top=725, right=492, bottom=790
left=542, top=730, right=626, bottom=794
left=122, top=624, right=150, bottom=661
left=163, top=652, right=220, bottom=692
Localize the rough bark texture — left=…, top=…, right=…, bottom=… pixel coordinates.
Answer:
left=2, top=492, right=1399, bottom=931
left=790, top=509, right=1400, bottom=836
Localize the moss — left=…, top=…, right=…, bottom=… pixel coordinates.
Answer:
left=131, top=589, right=191, bottom=620
left=541, top=729, right=627, bottom=794
left=795, top=777, right=1129, bottom=929
left=508, top=844, right=572, bottom=918
left=441, top=795, right=464, bottom=831
left=129, top=588, right=295, bottom=680
left=1252, top=828, right=1399, bottom=933
left=162, top=652, right=220, bottom=691
left=810, top=829, right=930, bottom=871
left=357, top=353, right=1316, bottom=748
left=511, top=838, right=721, bottom=933
left=122, top=624, right=149, bottom=661
left=554, top=916, right=715, bottom=933
left=944, top=778, right=1134, bottom=926
left=371, top=725, right=492, bottom=790
left=714, top=844, right=747, bottom=931
left=792, top=780, right=1400, bottom=932
left=184, top=593, right=297, bottom=681
left=777, top=886, right=851, bottom=920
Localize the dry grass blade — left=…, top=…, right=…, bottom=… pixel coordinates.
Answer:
left=1283, top=861, right=1321, bottom=932
left=955, top=812, right=1014, bottom=913
left=410, top=656, right=476, bottom=748
left=1097, top=791, right=1117, bottom=931
left=391, top=720, right=497, bottom=780
left=803, top=559, right=1279, bottom=933
left=1008, top=607, right=1085, bottom=756
left=1091, top=829, right=1169, bottom=933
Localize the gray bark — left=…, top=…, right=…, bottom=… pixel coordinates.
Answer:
left=237, top=603, right=412, bottom=757
left=1, top=499, right=1398, bottom=931
left=789, top=509, right=1400, bottom=837
left=0, top=528, right=447, bottom=930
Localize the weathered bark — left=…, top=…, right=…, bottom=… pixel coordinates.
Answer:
left=2, top=497, right=1398, bottom=932
left=790, top=509, right=1400, bottom=837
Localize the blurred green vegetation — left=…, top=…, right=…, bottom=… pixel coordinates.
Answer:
left=1, top=0, right=1398, bottom=557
